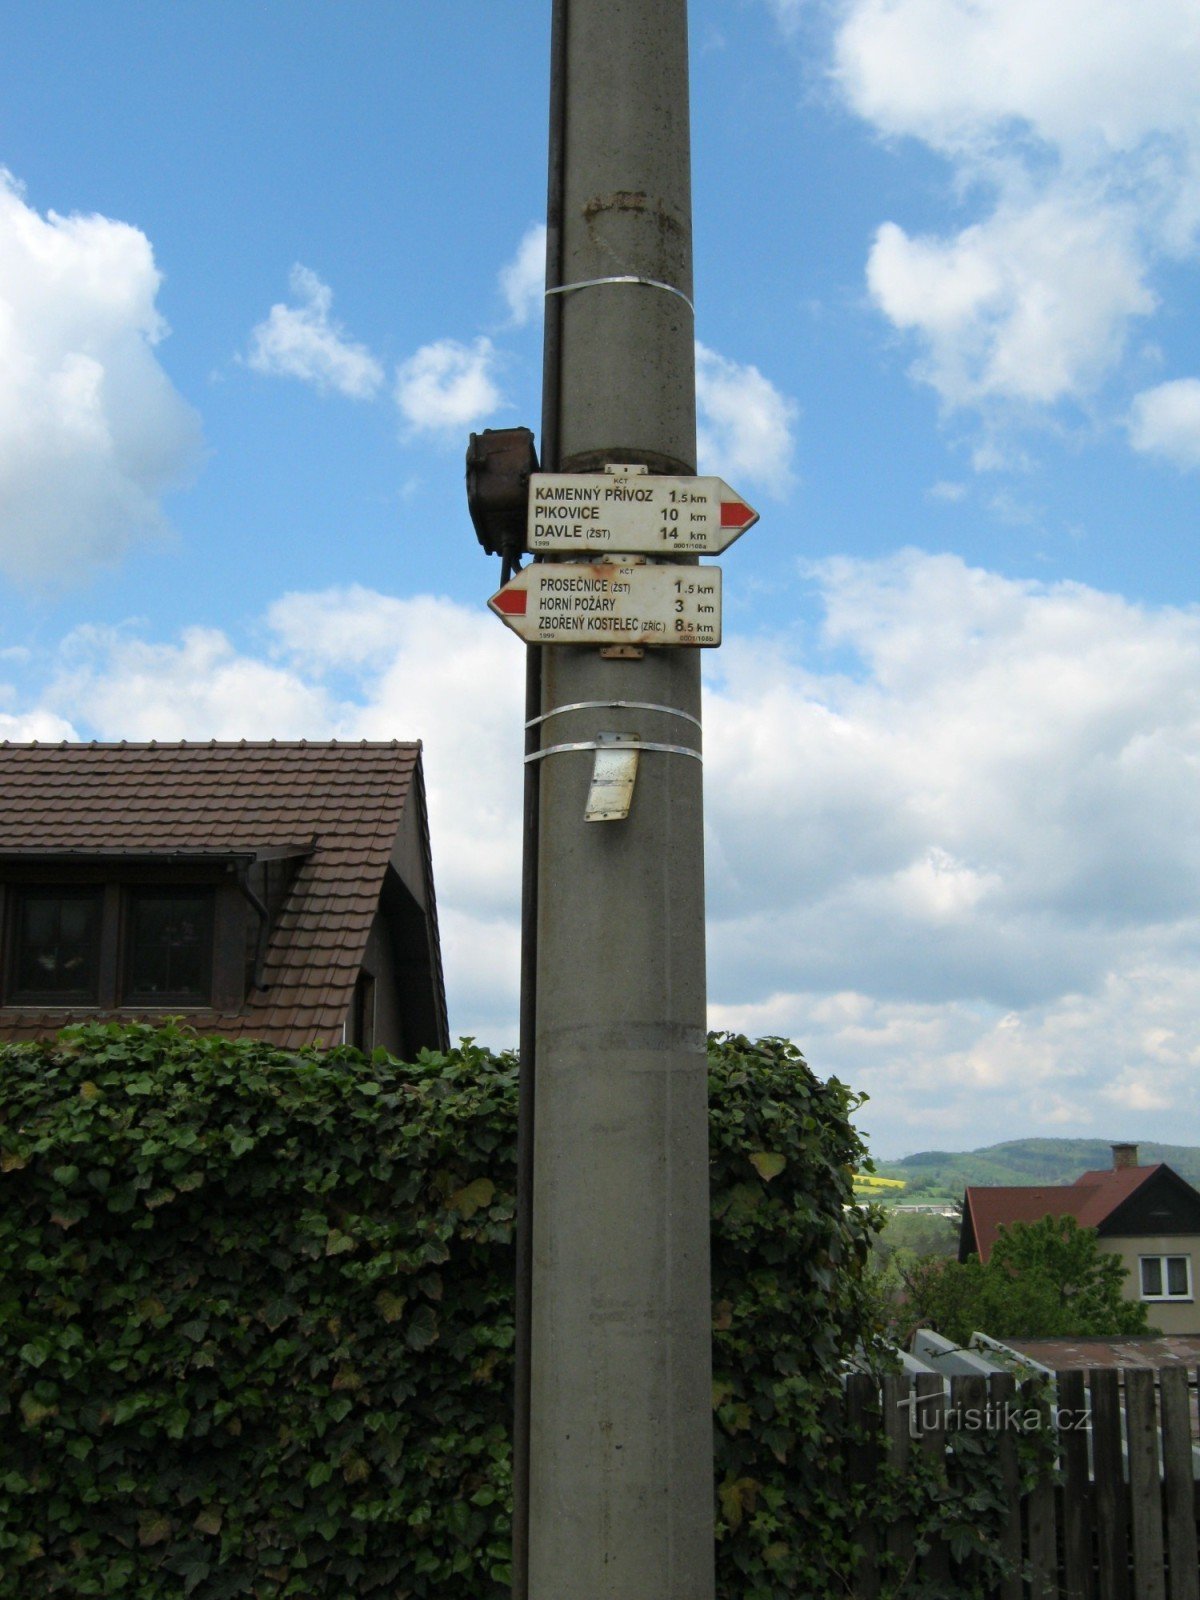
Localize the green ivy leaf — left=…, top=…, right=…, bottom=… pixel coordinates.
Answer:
left=18, top=1338, right=51, bottom=1368
left=137, top=1511, right=172, bottom=1547
left=18, top=1393, right=57, bottom=1427
left=749, top=1151, right=786, bottom=1182
left=375, top=1289, right=407, bottom=1324
left=406, top=1303, right=439, bottom=1350
left=449, top=1177, right=495, bottom=1220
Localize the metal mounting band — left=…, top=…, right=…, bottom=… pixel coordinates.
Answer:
left=545, top=275, right=695, bottom=315
left=526, top=739, right=702, bottom=765
left=526, top=700, right=702, bottom=732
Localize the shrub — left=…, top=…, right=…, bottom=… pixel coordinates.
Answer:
left=0, top=1023, right=880, bottom=1598
left=708, top=1033, right=883, bottom=1595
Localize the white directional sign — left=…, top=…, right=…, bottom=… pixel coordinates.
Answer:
left=527, top=474, right=757, bottom=555
left=489, top=561, right=721, bottom=646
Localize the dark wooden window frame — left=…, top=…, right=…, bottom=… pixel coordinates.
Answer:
left=5, top=886, right=105, bottom=1006
left=123, top=887, right=217, bottom=1007
left=0, top=861, right=248, bottom=1013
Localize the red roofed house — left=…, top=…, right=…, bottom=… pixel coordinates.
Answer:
left=959, top=1145, right=1200, bottom=1335
left=0, top=741, right=448, bottom=1058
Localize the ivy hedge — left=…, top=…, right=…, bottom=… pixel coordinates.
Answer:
left=0, top=1024, right=881, bottom=1599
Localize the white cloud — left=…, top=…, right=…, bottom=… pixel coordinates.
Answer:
left=11, top=551, right=1200, bottom=1150
left=0, top=708, right=78, bottom=742
left=713, top=963, right=1200, bottom=1153
left=499, top=223, right=546, bottom=326
left=834, top=0, right=1200, bottom=163
left=707, top=549, right=1200, bottom=967
left=867, top=196, right=1154, bottom=407
left=695, top=341, right=797, bottom=496
left=394, top=337, right=502, bottom=433
left=830, top=0, right=1200, bottom=424
left=0, top=169, right=202, bottom=583
left=1128, top=378, right=1200, bottom=469
left=266, top=584, right=417, bottom=670
left=703, top=549, right=1200, bottom=1147
left=247, top=264, right=384, bottom=399
left=49, top=625, right=338, bottom=741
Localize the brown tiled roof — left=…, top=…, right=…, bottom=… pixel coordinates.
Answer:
left=1070, top=1165, right=1166, bottom=1226
left=0, top=740, right=425, bottom=1049
left=963, top=1165, right=1165, bottom=1262
left=963, top=1187, right=1085, bottom=1262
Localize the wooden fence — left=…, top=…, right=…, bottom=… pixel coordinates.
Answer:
left=844, top=1367, right=1199, bottom=1599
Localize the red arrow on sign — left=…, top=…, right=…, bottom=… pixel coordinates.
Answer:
left=491, top=586, right=528, bottom=615
left=719, top=499, right=756, bottom=530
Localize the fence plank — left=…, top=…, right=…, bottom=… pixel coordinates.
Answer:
left=1158, top=1367, right=1198, bottom=1600
left=949, top=1376, right=991, bottom=1594
left=914, top=1372, right=951, bottom=1590
left=989, top=1371, right=1023, bottom=1600
left=1091, top=1369, right=1131, bottom=1600
left=882, top=1372, right=915, bottom=1589
left=1126, top=1368, right=1166, bottom=1600
left=1024, top=1377, right=1059, bottom=1600
left=846, top=1372, right=881, bottom=1600
left=1058, top=1369, right=1094, bottom=1600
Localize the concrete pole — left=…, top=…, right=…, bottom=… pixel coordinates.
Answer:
left=527, top=0, right=715, bottom=1595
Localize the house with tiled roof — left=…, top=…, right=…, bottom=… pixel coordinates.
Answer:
left=959, top=1144, right=1200, bottom=1335
left=0, top=741, right=448, bottom=1057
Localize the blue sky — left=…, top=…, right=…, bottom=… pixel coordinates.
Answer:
left=3, top=1, right=1200, bottom=1157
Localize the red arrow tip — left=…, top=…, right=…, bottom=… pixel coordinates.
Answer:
left=492, top=588, right=528, bottom=616
left=720, top=500, right=755, bottom=529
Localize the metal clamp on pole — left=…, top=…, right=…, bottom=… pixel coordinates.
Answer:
left=526, top=699, right=702, bottom=732
left=545, top=274, right=696, bottom=316
left=524, top=739, right=703, bottom=764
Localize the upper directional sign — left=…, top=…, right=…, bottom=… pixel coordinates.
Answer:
left=489, top=561, right=721, bottom=647
left=527, top=473, right=757, bottom=555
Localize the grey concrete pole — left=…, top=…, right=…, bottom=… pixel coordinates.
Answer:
left=527, top=0, right=715, bottom=1595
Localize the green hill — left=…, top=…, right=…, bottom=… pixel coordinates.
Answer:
left=873, top=1138, right=1200, bottom=1196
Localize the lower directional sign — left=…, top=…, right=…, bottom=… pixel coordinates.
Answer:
left=488, top=561, right=722, bottom=646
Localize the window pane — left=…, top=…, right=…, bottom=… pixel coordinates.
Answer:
left=1141, top=1258, right=1163, bottom=1297
left=1167, top=1257, right=1190, bottom=1297
left=10, top=890, right=102, bottom=1002
left=124, top=891, right=213, bottom=1005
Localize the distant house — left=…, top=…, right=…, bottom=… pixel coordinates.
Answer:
left=0, top=741, right=448, bottom=1058
left=959, top=1144, right=1200, bottom=1336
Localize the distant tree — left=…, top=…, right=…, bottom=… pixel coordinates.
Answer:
left=871, top=1208, right=959, bottom=1264
left=886, top=1254, right=986, bottom=1346
left=891, top=1216, right=1151, bottom=1345
left=901, top=1173, right=934, bottom=1197
left=984, top=1215, right=1150, bottom=1338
